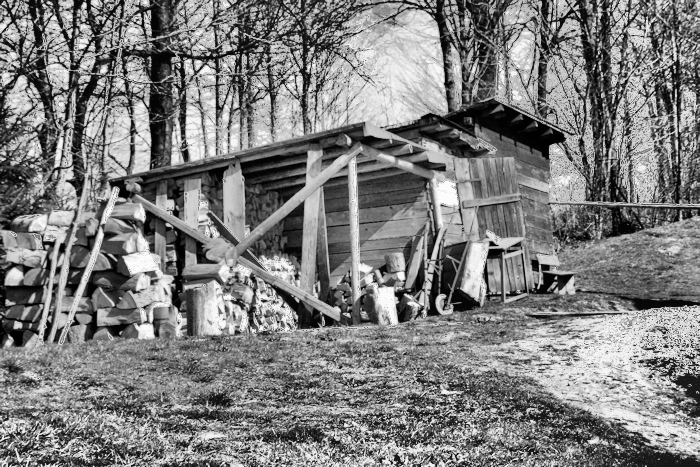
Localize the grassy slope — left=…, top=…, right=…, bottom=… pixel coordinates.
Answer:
left=559, top=216, right=700, bottom=303
left=2, top=315, right=698, bottom=466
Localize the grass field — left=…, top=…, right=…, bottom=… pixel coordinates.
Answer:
left=2, top=309, right=698, bottom=466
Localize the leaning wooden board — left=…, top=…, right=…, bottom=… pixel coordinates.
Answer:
left=526, top=311, right=629, bottom=318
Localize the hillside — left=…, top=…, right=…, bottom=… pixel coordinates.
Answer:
left=559, top=216, right=700, bottom=305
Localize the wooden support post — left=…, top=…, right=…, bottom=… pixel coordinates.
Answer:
left=348, top=156, right=361, bottom=325
left=223, top=161, right=246, bottom=239
left=155, top=180, right=168, bottom=271
left=299, top=144, right=323, bottom=326
left=454, top=158, right=479, bottom=240
left=183, top=178, right=201, bottom=266
left=316, top=189, right=331, bottom=303
left=235, top=142, right=363, bottom=257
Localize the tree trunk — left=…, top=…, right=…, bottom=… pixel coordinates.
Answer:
left=537, top=0, right=551, bottom=115
left=149, top=0, right=175, bottom=169
left=177, top=61, right=190, bottom=162
left=436, top=0, right=459, bottom=112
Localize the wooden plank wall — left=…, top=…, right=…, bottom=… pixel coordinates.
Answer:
left=284, top=172, right=450, bottom=285
left=475, top=126, right=555, bottom=256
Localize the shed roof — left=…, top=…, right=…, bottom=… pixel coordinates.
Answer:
left=112, top=122, right=457, bottom=193
left=445, top=97, right=569, bottom=149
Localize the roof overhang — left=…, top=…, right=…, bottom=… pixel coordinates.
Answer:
left=445, top=97, right=569, bottom=150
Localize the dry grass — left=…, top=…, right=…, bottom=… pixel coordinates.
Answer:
left=1, top=312, right=698, bottom=466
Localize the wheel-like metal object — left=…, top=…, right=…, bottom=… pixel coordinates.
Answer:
left=435, top=294, right=453, bottom=315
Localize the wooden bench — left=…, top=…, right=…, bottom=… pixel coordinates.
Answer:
left=536, top=254, right=576, bottom=295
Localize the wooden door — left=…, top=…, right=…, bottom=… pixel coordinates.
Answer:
left=464, top=157, right=531, bottom=294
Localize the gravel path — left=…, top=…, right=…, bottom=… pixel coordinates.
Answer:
left=476, top=312, right=700, bottom=460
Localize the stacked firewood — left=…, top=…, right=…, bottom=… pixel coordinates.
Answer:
left=330, top=251, right=425, bottom=325
left=177, top=257, right=298, bottom=336
left=244, top=184, right=287, bottom=257
left=0, top=202, right=180, bottom=347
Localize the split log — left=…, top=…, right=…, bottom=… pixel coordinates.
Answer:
left=102, top=202, right=146, bottom=223
left=92, top=271, right=129, bottom=290
left=101, top=232, right=149, bottom=255
left=154, top=320, right=179, bottom=339
left=13, top=233, right=44, bottom=250
left=93, top=327, right=119, bottom=341
left=48, top=210, right=75, bottom=227
left=0, top=230, right=18, bottom=248
left=66, top=269, right=83, bottom=285
left=84, top=217, right=99, bottom=236
left=51, top=312, right=94, bottom=329
left=359, top=274, right=374, bottom=288
left=119, top=273, right=151, bottom=292
left=152, top=276, right=174, bottom=303
left=121, top=322, right=155, bottom=340
left=59, top=296, right=93, bottom=313
left=22, top=331, right=39, bottom=348
left=92, top=287, right=123, bottom=309
left=117, top=252, right=159, bottom=276
left=43, top=226, right=67, bottom=243
left=182, top=264, right=231, bottom=283
left=1, top=333, right=15, bottom=348
left=152, top=304, right=174, bottom=321
left=103, top=218, right=137, bottom=236
left=364, top=285, right=398, bottom=325
left=146, top=230, right=177, bottom=245
left=186, top=280, right=225, bottom=336
left=65, top=323, right=95, bottom=343
left=5, top=248, right=48, bottom=268
left=97, top=307, right=146, bottom=326
left=385, top=252, right=406, bottom=273
left=69, top=246, right=114, bottom=271
left=1, top=319, right=40, bottom=333
left=5, top=305, right=43, bottom=322
left=5, top=286, right=47, bottom=306
left=398, top=293, right=422, bottom=322
left=116, top=290, right=155, bottom=310
left=22, top=268, right=48, bottom=287
left=10, top=214, right=48, bottom=232
left=74, top=228, right=90, bottom=246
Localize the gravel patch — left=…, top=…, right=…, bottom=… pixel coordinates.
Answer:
left=475, top=308, right=700, bottom=461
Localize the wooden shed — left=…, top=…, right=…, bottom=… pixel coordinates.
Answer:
left=111, top=103, right=565, bottom=319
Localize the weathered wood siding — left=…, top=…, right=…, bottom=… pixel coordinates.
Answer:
left=285, top=173, right=441, bottom=285
left=475, top=125, right=555, bottom=255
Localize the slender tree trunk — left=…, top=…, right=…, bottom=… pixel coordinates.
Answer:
left=246, top=53, right=255, bottom=146
left=537, top=0, right=551, bottom=115
left=177, top=61, right=190, bottom=162
left=436, top=0, right=459, bottom=111
left=26, top=0, right=59, bottom=169
left=266, top=46, right=277, bottom=141
left=149, top=0, right=175, bottom=169
left=457, top=1, right=470, bottom=107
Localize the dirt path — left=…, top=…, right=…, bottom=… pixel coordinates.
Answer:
left=475, top=315, right=700, bottom=460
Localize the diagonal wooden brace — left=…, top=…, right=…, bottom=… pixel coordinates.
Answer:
left=133, top=195, right=341, bottom=322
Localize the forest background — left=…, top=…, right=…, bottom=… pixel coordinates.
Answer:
left=1, top=0, right=697, bottom=241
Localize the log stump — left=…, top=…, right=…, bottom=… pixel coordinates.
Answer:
left=385, top=252, right=406, bottom=273
left=186, top=280, right=225, bottom=336
left=364, top=285, right=399, bottom=325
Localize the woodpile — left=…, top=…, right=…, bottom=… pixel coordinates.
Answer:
left=243, top=184, right=287, bottom=257
left=329, top=241, right=430, bottom=324
left=0, top=202, right=181, bottom=346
